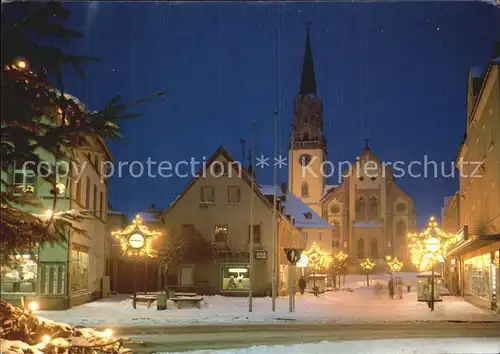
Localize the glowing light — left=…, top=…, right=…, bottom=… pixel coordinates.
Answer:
left=103, top=329, right=113, bottom=337
left=128, top=233, right=145, bottom=249
left=16, top=60, right=27, bottom=69
left=303, top=243, right=333, bottom=271
left=42, top=335, right=51, bottom=344
left=28, top=302, right=39, bottom=311
left=360, top=258, right=375, bottom=272
left=296, top=253, right=309, bottom=268
left=56, top=182, right=66, bottom=194
left=45, top=209, right=53, bottom=218
left=387, top=257, right=403, bottom=272
left=228, top=268, right=248, bottom=273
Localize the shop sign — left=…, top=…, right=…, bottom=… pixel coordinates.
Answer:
left=255, top=250, right=267, bottom=260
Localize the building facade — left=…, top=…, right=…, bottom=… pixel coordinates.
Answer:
left=1, top=100, right=112, bottom=310
left=447, top=51, right=500, bottom=311
left=161, top=148, right=306, bottom=296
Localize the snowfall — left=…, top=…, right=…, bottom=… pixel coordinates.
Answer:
left=159, top=338, right=500, bottom=354
left=36, top=273, right=500, bottom=328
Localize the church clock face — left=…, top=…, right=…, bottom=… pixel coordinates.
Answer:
left=299, top=154, right=312, bottom=166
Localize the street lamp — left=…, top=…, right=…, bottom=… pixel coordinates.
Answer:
left=387, top=256, right=403, bottom=273
left=424, top=236, right=440, bottom=312
left=360, top=258, right=375, bottom=286
left=303, top=243, right=332, bottom=296
left=112, top=214, right=161, bottom=305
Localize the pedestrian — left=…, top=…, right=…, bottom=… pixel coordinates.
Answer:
left=397, top=278, right=403, bottom=299
left=388, top=277, right=395, bottom=300
left=299, top=276, right=306, bottom=295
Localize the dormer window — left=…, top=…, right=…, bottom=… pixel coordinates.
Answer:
left=304, top=212, right=312, bottom=220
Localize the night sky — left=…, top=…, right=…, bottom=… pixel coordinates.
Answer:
left=62, top=2, right=500, bottom=228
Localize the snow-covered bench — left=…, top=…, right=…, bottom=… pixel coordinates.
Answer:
left=131, top=294, right=157, bottom=308
left=174, top=292, right=198, bottom=297
left=170, top=296, right=204, bottom=309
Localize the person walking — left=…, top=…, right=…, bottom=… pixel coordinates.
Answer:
left=388, top=277, right=395, bottom=300
left=298, top=276, right=306, bottom=295
left=397, top=277, right=404, bottom=299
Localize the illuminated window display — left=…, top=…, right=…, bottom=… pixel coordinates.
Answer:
left=70, top=247, right=89, bottom=292
left=221, top=264, right=250, bottom=291
left=464, top=253, right=491, bottom=301
left=0, top=254, right=38, bottom=293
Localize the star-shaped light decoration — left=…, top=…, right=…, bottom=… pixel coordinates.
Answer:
left=111, top=214, right=161, bottom=257
left=303, top=242, right=332, bottom=271
left=360, top=257, right=375, bottom=272
left=387, top=256, right=403, bottom=272
left=407, top=216, right=455, bottom=271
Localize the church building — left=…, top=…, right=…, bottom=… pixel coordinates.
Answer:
left=288, top=28, right=417, bottom=268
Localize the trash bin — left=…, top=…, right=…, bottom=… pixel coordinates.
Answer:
left=157, top=293, right=167, bottom=311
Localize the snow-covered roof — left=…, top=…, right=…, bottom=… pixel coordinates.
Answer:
left=493, top=56, right=500, bottom=64
left=136, top=211, right=162, bottom=223
left=260, top=185, right=333, bottom=230
left=352, top=220, right=383, bottom=228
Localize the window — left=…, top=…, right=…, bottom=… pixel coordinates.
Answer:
left=93, top=185, right=97, bottom=216
left=201, top=187, right=215, bottom=203
left=330, top=203, right=340, bottom=214
left=39, top=263, right=65, bottom=295
left=0, top=253, right=38, bottom=293
left=228, top=186, right=241, bottom=203
left=247, top=225, right=261, bottom=244
left=396, top=221, right=406, bottom=239
left=332, top=240, right=340, bottom=248
left=369, top=197, right=379, bottom=219
left=70, top=246, right=89, bottom=292
left=221, top=264, right=250, bottom=292
left=99, top=191, right=103, bottom=220
left=85, top=177, right=90, bottom=208
left=13, top=169, right=36, bottom=196
left=211, top=161, right=224, bottom=176
left=75, top=178, right=82, bottom=204
left=318, top=232, right=322, bottom=241
left=396, top=202, right=406, bottom=213
left=370, top=238, right=378, bottom=258
left=356, top=197, right=366, bottom=220
left=214, top=224, right=228, bottom=243
left=357, top=238, right=365, bottom=258
left=301, top=182, right=309, bottom=197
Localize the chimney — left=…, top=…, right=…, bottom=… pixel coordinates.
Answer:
left=280, top=181, right=287, bottom=194
left=303, top=212, right=312, bottom=220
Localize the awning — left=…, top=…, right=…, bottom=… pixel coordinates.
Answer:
left=447, top=234, right=500, bottom=257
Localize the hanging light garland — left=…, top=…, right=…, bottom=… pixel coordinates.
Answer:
left=407, top=216, right=455, bottom=271
left=111, top=214, right=161, bottom=257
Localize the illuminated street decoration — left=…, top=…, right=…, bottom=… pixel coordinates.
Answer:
left=111, top=214, right=161, bottom=257
left=360, top=258, right=376, bottom=286
left=387, top=256, right=403, bottom=272
left=408, top=216, right=455, bottom=271
left=303, top=242, right=332, bottom=272
left=335, top=250, right=348, bottom=263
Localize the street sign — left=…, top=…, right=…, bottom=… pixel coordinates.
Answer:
left=255, top=250, right=267, bottom=260
left=296, top=253, right=308, bottom=268
left=284, top=248, right=303, bottom=265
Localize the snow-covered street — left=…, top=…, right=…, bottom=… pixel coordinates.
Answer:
left=165, top=338, right=500, bottom=354
left=36, top=273, right=499, bottom=327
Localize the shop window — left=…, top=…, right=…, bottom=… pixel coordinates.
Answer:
left=214, top=224, right=228, bottom=244
left=464, top=253, right=492, bottom=301
left=13, top=169, right=36, bottom=196
left=0, top=253, right=38, bottom=293
left=228, top=186, right=241, bottom=203
left=70, top=246, right=89, bottom=292
left=247, top=225, right=261, bottom=244
left=221, top=264, right=250, bottom=291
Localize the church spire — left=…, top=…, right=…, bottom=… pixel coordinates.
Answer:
left=299, top=24, right=317, bottom=95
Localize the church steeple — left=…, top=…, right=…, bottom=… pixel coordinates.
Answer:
left=299, top=25, right=317, bottom=95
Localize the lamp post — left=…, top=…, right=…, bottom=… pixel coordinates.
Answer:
left=424, top=237, right=440, bottom=312
left=303, top=243, right=332, bottom=296
left=360, top=258, right=375, bottom=286
left=112, top=215, right=161, bottom=307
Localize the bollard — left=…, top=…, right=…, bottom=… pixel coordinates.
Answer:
left=157, top=293, right=167, bottom=311
left=133, top=292, right=137, bottom=309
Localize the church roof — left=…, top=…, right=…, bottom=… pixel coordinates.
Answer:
left=260, top=185, right=334, bottom=230
left=299, top=26, right=317, bottom=95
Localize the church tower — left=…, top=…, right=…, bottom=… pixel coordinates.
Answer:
left=288, top=27, right=327, bottom=216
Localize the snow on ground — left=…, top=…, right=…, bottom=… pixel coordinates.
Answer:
left=162, top=338, right=500, bottom=354
left=36, top=273, right=499, bottom=327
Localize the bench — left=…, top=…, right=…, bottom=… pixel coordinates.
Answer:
left=170, top=296, right=204, bottom=309
left=130, top=294, right=157, bottom=308
left=174, top=292, right=198, bottom=297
